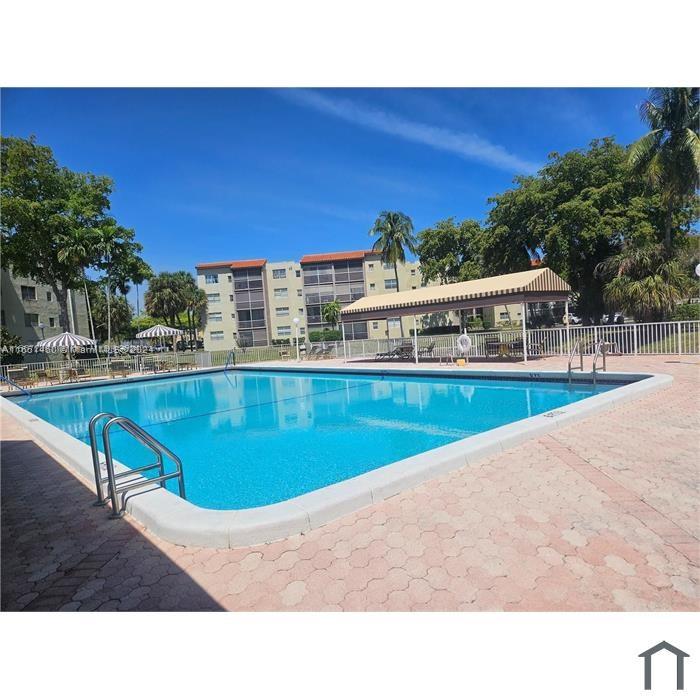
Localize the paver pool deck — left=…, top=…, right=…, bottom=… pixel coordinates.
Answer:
left=1, top=356, right=698, bottom=611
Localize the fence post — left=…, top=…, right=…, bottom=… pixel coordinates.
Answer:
left=677, top=321, right=682, bottom=356
left=633, top=324, right=638, bottom=355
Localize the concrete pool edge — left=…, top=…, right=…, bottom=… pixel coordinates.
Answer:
left=0, top=368, right=673, bottom=548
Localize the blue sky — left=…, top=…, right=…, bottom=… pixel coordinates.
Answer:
left=2, top=88, right=648, bottom=300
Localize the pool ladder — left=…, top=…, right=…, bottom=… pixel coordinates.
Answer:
left=567, top=339, right=607, bottom=385
left=88, top=412, right=186, bottom=518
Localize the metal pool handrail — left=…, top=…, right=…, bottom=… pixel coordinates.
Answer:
left=567, top=339, right=584, bottom=384
left=591, top=339, right=607, bottom=386
left=88, top=412, right=186, bottom=518
left=224, top=348, right=236, bottom=371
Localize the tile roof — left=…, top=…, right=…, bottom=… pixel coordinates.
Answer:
left=300, top=250, right=375, bottom=264
left=196, top=259, right=267, bottom=270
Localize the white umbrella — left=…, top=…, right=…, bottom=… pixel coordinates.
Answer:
left=36, top=331, right=96, bottom=350
left=135, top=324, right=181, bottom=368
left=36, top=332, right=96, bottom=371
left=135, top=324, right=180, bottom=339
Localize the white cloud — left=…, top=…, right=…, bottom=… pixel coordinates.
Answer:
left=278, top=89, right=540, bottom=175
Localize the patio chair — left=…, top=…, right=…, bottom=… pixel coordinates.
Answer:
left=317, top=346, right=334, bottom=359
left=418, top=341, right=436, bottom=358
left=305, top=346, right=321, bottom=360
left=10, top=369, right=36, bottom=389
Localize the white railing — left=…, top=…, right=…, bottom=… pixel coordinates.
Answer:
left=2, top=321, right=698, bottom=391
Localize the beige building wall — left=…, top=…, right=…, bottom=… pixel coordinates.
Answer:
left=1, top=271, right=90, bottom=344
left=196, top=265, right=238, bottom=350
left=264, top=261, right=306, bottom=343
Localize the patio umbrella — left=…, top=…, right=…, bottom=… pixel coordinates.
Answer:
left=136, top=324, right=181, bottom=366
left=36, top=332, right=96, bottom=369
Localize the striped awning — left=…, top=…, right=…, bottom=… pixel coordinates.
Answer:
left=340, top=267, right=571, bottom=321
left=36, top=332, right=96, bottom=349
left=135, top=324, right=180, bottom=338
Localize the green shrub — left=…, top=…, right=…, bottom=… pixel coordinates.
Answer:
left=671, top=303, right=700, bottom=321
left=308, top=329, right=342, bottom=342
left=0, top=328, right=23, bottom=365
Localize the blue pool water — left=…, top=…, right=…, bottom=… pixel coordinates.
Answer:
left=13, top=369, right=615, bottom=509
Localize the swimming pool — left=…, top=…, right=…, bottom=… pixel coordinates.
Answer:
left=12, top=368, right=616, bottom=510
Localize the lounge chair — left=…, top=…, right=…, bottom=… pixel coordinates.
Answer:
left=375, top=346, right=401, bottom=360
left=305, top=346, right=321, bottom=360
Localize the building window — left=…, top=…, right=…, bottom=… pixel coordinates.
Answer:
left=369, top=283, right=376, bottom=290
left=368, top=263, right=374, bottom=270
left=231, top=313, right=236, bottom=319
left=383, top=262, right=393, bottom=271
left=297, top=289, right=303, bottom=297
left=209, top=331, right=224, bottom=341
left=412, top=286, right=417, bottom=290
left=411, top=269, right=416, bottom=276
left=499, top=312, right=509, bottom=320
left=49, top=317, right=56, bottom=327
left=208, top=312, right=223, bottom=322
left=229, top=294, right=234, bottom=302
left=299, top=327, right=306, bottom=335
left=272, top=268, right=286, bottom=279
left=207, top=293, right=220, bottom=303
left=384, top=279, right=398, bottom=290
left=274, top=288, right=288, bottom=298
left=46, top=291, right=53, bottom=301
left=227, top=275, right=232, bottom=282
left=276, top=307, right=289, bottom=317
left=372, top=321, right=379, bottom=330
left=21, top=285, right=36, bottom=301
left=387, top=317, right=401, bottom=330
left=277, top=325, right=292, bottom=337
left=295, top=270, right=301, bottom=278
left=298, top=308, right=304, bottom=315
left=24, top=313, right=40, bottom=327
left=205, top=273, right=219, bottom=284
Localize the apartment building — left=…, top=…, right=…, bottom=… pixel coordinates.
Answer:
left=0, top=271, right=90, bottom=344
left=195, top=249, right=528, bottom=351
left=196, top=250, right=435, bottom=350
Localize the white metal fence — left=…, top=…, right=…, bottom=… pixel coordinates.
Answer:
left=2, top=321, right=698, bottom=390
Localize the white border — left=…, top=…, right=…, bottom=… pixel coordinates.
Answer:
left=0, top=367, right=672, bottom=548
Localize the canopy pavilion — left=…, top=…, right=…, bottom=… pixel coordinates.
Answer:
left=339, top=267, right=572, bottom=364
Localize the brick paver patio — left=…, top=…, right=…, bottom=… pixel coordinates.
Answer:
left=1, top=356, right=698, bottom=611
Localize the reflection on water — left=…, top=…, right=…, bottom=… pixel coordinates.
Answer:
left=16, top=370, right=613, bottom=510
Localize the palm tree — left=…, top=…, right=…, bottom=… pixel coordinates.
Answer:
left=369, top=211, right=417, bottom=336
left=322, top=300, right=341, bottom=331
left=595, top=242, right=693, bottom=321
left=628, top=88, right=699, bottom=250
left=181, top=278, right=208, bottom=349
left=145, top=272, right=184, bottom=328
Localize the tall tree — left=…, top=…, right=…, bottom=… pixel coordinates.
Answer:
left=144, top=272, right=185, bottom=328
left=628, top=88, right=699, bottom=250
left=1, top=136, right=112, bottom=331
left=417, top=218, right=484, bottom=283
left=178, top=272, right=207, bottom=347
left=482, top=138, right=681, bottom=323
left=369, top=211, right=417, bottom=336
left=85, top=282, right=134, bottom=342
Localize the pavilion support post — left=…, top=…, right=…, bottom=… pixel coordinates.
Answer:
left=521, top=302, right=528, bottom=364
left=413, top=315, right=419, bottom=365
left=341, top=322, right=347, bottom=364
left=564, top=299, right=571, bottom=354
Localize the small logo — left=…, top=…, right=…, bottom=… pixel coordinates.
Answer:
left=639, top=641, right=690, bottom=691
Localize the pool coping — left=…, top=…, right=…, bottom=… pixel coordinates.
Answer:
left=0, top=365, right=673, bottom=548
